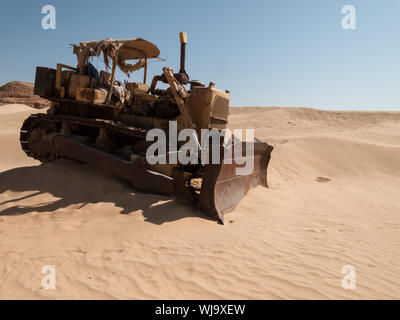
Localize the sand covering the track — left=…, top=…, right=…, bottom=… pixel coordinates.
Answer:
left=0, top=104, right=399, bottom=299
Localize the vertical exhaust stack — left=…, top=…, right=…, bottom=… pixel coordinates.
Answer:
left=175, top=32, right=189, bottom=85
left=179, top=32, right=187, bottom=74
left=150, top=32, right=190, bottom=92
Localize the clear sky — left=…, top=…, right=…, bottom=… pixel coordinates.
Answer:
left=1, top=0, right=399, bottom=110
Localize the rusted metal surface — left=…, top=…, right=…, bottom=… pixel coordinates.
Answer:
left=53, top=135, right=174, bottom=196
left=174, top=32, right=189, bottom=85
left=198, top=141, right=273, bottom=223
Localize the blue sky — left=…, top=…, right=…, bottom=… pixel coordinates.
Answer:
left=1, top=0, right=399, bottom=110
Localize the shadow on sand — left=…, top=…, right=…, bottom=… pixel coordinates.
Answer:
left=0, top=159, right=213, bottom=224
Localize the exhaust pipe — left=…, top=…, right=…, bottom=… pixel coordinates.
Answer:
left=150, top=32, right=190, bottom=92
left=174, top=32, right=189, bottom=84
left=179, top=32, right=187, bottom=74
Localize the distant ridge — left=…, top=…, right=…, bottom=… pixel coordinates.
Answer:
left=0, top=81, right=50, bottom=109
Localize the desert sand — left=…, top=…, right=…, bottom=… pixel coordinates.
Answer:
left=0, top=104, right=399, bottom=299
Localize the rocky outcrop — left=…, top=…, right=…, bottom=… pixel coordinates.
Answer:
left=0, top=81, right=51, bottom=109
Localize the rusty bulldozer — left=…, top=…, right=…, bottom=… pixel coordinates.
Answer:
left=20, top=32, right=273, bottom=223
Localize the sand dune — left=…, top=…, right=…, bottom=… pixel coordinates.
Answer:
left=0, top=104, right=399, bottom=299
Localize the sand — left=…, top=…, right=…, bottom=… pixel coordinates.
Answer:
left=0, top=104, right=399, bottom=299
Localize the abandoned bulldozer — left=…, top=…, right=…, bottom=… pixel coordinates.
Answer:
left=20, top=32, right=273, bottom=223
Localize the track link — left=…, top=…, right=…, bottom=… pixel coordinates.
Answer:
left=20, top=113, right=148, bottom=162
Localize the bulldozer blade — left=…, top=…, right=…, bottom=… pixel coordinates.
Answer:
left=198, top=140, right=273, bottom=223
left=52, top=134, right=175, bottom=196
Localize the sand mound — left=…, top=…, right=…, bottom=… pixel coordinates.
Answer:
left=0, top=81, right=50, bottom=109
left=0, top=105, right=399, bottom=299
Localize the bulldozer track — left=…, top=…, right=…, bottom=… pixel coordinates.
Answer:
left=20, top=113, right=148, bottom=162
